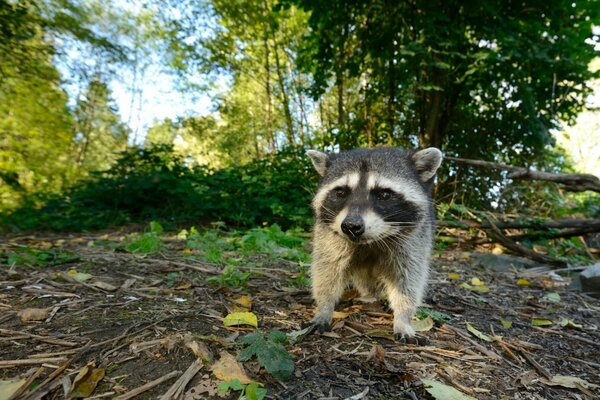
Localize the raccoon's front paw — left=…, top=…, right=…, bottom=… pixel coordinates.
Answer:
left=394, top=333, right=429, bottom=346
left=301, top=319, right=331, bottom=333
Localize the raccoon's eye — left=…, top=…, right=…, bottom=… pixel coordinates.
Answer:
left=375, top=189, right=393, bottom=201
left=333, top=187, right=349, bottom=199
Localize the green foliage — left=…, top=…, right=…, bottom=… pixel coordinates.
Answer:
left=239, top=330, right=294, bottom=381
left=1, top=146, right=316, bottom=232
left=207, top=265, right=252, bottom=288
left=217, top=379, right=267, bottom=400
left=416, top=308, right=451, bottom=324
left=4, top=246, right=79, bottom=268
left=286, top=263, right=310, bottom=287
left=122, top=222, right=163, bottom=254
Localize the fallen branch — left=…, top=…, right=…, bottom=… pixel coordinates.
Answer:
left=446, top=156, right=600, bottom=193
left=159, top=359, right=203, bottom=400
left=115, top=370, right=181, bottom=400
left=483, top=218, right=567, bottom=266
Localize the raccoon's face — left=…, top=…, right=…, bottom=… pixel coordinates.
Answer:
left=308, top=147, right=442, bottom=244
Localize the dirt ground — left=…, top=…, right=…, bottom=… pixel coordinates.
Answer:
left=1, top=230, right=599, bottom=399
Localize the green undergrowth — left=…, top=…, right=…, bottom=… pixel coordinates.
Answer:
left=0, top=145, right=316, bottom=233
left=185, top=223, right=311, bottom=289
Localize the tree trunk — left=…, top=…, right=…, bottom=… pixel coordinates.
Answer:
left=272, top=37, right=296, bottom=147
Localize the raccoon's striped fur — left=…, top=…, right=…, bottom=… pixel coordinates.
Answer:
left=306, top=147, right=442, bottom=343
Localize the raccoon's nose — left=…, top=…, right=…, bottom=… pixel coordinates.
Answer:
left=341, top=217, right=365, bottom=238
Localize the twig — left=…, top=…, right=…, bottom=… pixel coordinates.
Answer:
left=22, top=341, right=92, bottom=400
left=445, top=324, right=502, bottom=361
left=0, top=328, right=79, bottom=347
left=0, top=358, right=68, bottom=368
left=520, top=350, right=552, bottom=380
left=159, top=359, right=203, bottom=400
left=343, top=387, right=369, bottom=400
left=530, top=326, right=599, bottom=347
left=114, top=370, right=181, bottom=400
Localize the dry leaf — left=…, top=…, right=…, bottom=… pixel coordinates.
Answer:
left=367, top=344, right=385, bottom=363
left=17, top=307, right=51, bottom=322
left=421, top=378, right=477, bottom=400
left=540, top=375, right=599, bottom=390
left=332, top=311, right=350, bottom=319
left=412, top=316, right=434, bottom=332
left=210, top=351, right=253, bottom=384
left=70, top=361, right=105, bottom=398
left=232, top=295, right=252, bottom=311
left=92, top=281, right=118, bottom=291
left=0, top=379, right=27, bottom=400
left=184, top=334, right=214, bottom=363
left=466, top=322, right=493, bottom=342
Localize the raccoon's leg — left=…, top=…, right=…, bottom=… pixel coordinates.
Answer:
left=384, top=260, right=429, bottom=345
left=308, top=260, right=348, bottom=332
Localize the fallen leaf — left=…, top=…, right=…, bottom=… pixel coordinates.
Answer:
left=421, top=378, right=477, bottom=400
left=499, top=319, right=513, bottom=329
left=67, top=269, right=93, bottom=282
left=223, top=312, right=258, bottom=328
left=470, top=277, right=484, bottom=286
left=459, top=282, right=490, bottom=293
left=558, top=319, right=583, bottom=329
left=466, top=322, right=493, bottom=342
left=210, top=351, right=253, bottom=384
left=367, top=344, right=385, bottom=363
left=17, top=307, right=51, bottom=322
left=543, top=292, right=561, bottom=303
left=286, top=325, right=315, bottom=345
left=447, top=273, right=461, bottom=280
left=0, top=379, right=26, bottom=399
left=540, top=375, right=599, bottom=390
left=232, top=295, right=253, bottom=311
left=531, top=318, right=553, bottom=327
left=183, top=334, right=214, bottom=363
left=516, top=278, right=531, bottom=286
left=70, top=362, right=105, bottom=398
left=92, top=281, right=118, bottom=291
left=332, top=311, right=350, bottom=319
left=412, top=316, right=434, bottom=332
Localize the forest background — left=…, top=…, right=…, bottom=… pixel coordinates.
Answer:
left=1, top=0, right=599, bottom=264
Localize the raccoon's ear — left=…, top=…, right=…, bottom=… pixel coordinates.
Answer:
left=412, top=147, right=443, bottom=181
left=307, top=150, right=330, bottom=176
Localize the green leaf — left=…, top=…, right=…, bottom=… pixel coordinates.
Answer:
left=421, top=378, right=477, bottom=400
left=239, top=331, right=294, bottom=381
left=466, top=322, right=493, bottom=342
left=500, top=319, right=513, bottom=329
left=531, top=318, right=553, bottom=327
left=543, top=292, right=561, bottom=303
left=150, top=221, right=164, bottom=233
left=245, top=382, right=267, bottom=400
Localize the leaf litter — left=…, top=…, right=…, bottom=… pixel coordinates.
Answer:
left=0, top=227, right=599, bottom=399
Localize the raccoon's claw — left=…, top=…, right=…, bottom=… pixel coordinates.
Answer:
left=301, top=320, right=331, bottom=334
left=394, top=333, right=428, bottom=346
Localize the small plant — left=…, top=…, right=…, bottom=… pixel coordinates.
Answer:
left=217, top=379, right=266, bottom=400
left=4, top=246, right=80, bottom=267
left=287, top=263, right=310, bottom=287
left=207, top=265, right=251, bottom=288
left=239, top=330, right=294, bottom=381
left=123, top=221, right=163, bottom=254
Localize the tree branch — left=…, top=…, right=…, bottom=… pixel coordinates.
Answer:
left=445, top=156, right=600, bottom=193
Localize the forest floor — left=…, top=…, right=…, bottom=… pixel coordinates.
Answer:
left=1, top=226, right=599, bottom=400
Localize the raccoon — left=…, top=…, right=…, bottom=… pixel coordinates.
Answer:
left=306, top=147, right=442, bottom=344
